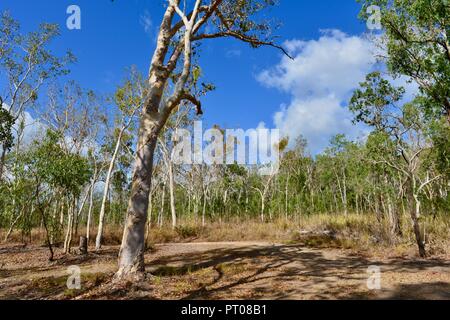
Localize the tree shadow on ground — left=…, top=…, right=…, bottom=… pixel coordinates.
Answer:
left=145, top=244, right=450, bottom=300
left=383, top=282, right=450, bottom=300
left=1, top=243, right=448, bottom=300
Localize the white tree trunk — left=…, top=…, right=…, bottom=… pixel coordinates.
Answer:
left=145, top=191, right=154, bottom=244
left=168, top=159, right=177, bottom=229
left=409, top=176, right=426, bottom=257
left=63, top=200, right=74, bottom=254
left=202, top=191, right=207, bottom=227
left=95, top=128, right=125, bottom=250
left=86, top=177, right=96, bottom=244
left=117, top=114, right=160, bottom=278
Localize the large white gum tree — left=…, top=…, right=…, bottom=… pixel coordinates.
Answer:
left=116, top=0, right=291, bottom=279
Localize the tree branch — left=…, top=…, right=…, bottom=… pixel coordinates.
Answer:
left=193, top=31, right=294, bottom=60
left=181, top=91, right=203, bottom=115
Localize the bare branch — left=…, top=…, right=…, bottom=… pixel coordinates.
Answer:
left=418, top=175, right=443, bottom=193
left=170, top=0, right=190, bottom=27
left=180, top=91, right=203, bottom=115
left=193, top=31, right=294, bottom=60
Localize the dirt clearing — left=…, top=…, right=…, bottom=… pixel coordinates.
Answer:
left=0, top=242, right=449, bottom=300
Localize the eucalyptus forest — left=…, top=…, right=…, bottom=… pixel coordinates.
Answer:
left=0, top=0, right=448, bottom=300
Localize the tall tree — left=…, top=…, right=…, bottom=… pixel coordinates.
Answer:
left=350, top=72, right=443, bottom=257
left=0, top=12, right=74, bottom=179
left=358, top=0, right=450, bottom=120
left=117, top=0, right=290, bottom=279
left=95, top=68, right=143, bottom=250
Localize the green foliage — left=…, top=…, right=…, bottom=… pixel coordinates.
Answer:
left=114, top=66, right=145, bottom=116
left=358, top=0, right=450, bottom=118
left=27, top=130, right=92, bottom=196
left=0, top=105, right=14, bottom=151
left=350, top=72, right=406, bottom=129
left=0, top=11, right=75, bottom=98
left=429, top=118, right=450, bottom=177
left=217, top=0, right=280, bottom=44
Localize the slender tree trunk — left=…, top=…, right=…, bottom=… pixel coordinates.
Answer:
left=79, top=236, right=88, bottom=255
left=75, top=189, right=89, bottom=239
left=342, top=170, right=348, bottom=216
left=168, top=160, right=177, bottom=229
left=332, top=189, right=338, bottom=213
left=261, top=197, right=265, bottom=223
left=4, top=206, right=25, bottom=243
left=374, top=193, right=382, bottom=222
left=0, top=145, right=6, bottom=181
left=159, top=184, right=166, bottom=228
left=245, top=190, right=249, bottom=215
left=187, top=192, right=191, bottom=218
left=64, top=200, right=74, bottom=254
left=86, top=179, right=95, bottom=245
left=409, top=176, right=426, bottom=257
left=145, top=191, right=154, bottom=245
left=34, top=187, right=54, bottom=261
left=96, top=129, right=125, bottom=250
left=381, top=194, right=387, bottom=217
left=335, top=171, right=344, bottom=214
left=387, top=193, right=402, bottom=238
left=193, top=194, right=198, bottom=224
left=285, top=174, right=290, bottom=220
left=59, top=201, right=65, bottom=226
left=222, top=189, right=227, bottom=216
left=74, top=199, right=80, bottom=239
left=69, top=203, right=75, bottom=252
left=49, top=200, right=59, bottom=245
left=202, top=192, right=207, bottom=227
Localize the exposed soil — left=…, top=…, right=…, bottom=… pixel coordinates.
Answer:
left=0, top=241, right=449, bottom=300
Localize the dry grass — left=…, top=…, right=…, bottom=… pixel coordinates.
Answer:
left=1, top=213, right=449, bottom=257
left=144, top=213, right=449, bottom=257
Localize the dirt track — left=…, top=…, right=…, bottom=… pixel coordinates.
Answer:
left=0, top=241, right=449, bottom=300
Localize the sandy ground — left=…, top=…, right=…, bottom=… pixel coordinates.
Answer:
left=0, top=241, right=449, bottom=300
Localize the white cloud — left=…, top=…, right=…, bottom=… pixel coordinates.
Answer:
left=19, top=111, right=47, bottom=146
left=140, top=10, right=153, bottom=35
left=390, top=75, right=420, bottom=103
left=257, top=30, right=377, bottom=154
left=1, top=102, right=46, bottom=150
left=273, top=96, right=358, bottom=152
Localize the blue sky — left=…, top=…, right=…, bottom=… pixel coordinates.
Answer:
left=1, top=0, right=375, bottom=154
